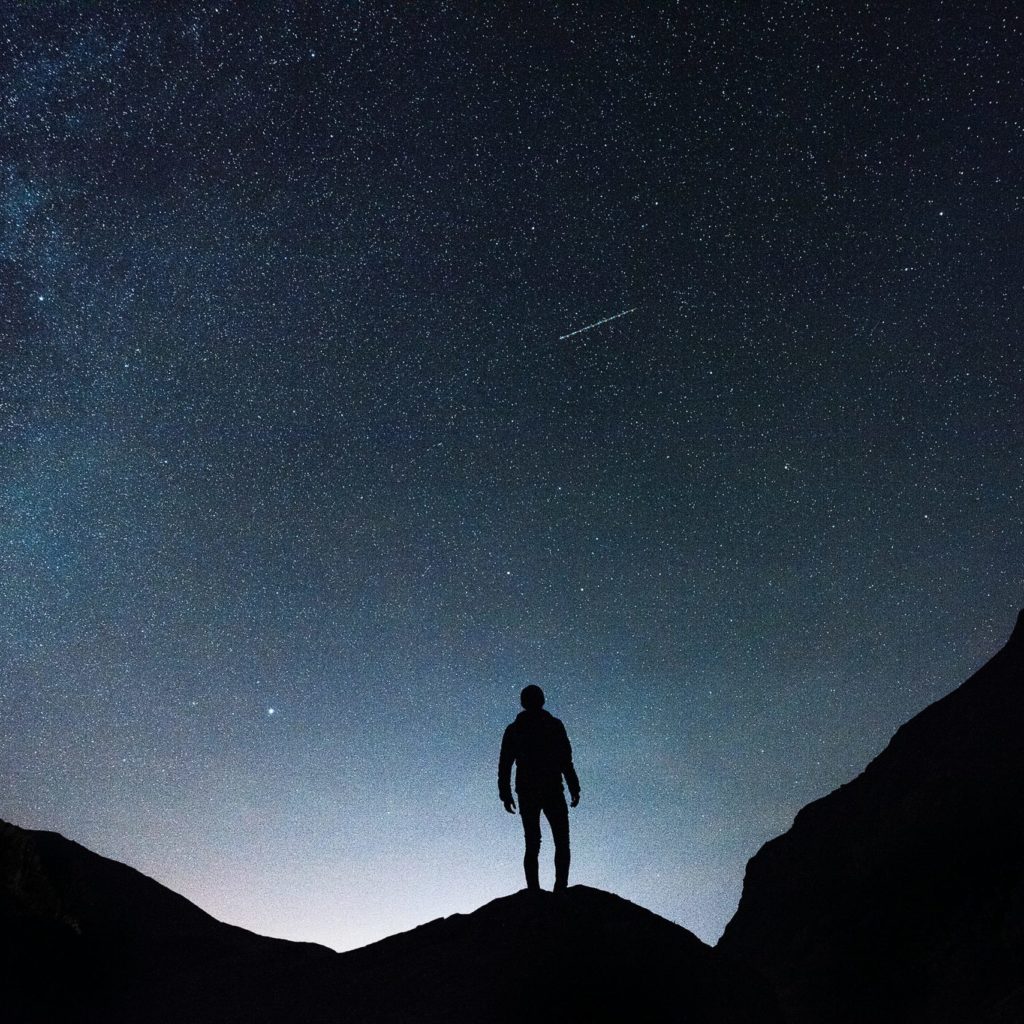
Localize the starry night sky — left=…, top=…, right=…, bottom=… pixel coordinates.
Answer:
left=2, top=3, right=1021, bottom=951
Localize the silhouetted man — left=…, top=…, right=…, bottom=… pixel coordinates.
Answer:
left=499, top=685, right=581, bottom=892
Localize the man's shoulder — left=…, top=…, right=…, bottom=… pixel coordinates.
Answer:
left=505, top=709, right=567, bottom=734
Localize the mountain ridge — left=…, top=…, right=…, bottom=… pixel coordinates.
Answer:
left=1, top=817, right=778, bottom=1023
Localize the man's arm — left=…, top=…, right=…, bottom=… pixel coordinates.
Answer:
left=559, top=721, right=581, bottom=806
left=498, top=724, right=516, bottom=811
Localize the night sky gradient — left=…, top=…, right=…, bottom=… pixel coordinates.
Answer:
left=2, top=3, right=1022, bottom=951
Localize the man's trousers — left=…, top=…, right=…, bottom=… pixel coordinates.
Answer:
left=518, top=790, right=570, bottom=891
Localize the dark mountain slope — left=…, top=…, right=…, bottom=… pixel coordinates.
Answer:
left=0, top=819, right=339, bottom=1023
left=719, top=610, right=1024, bottom=1024
left=1, top=818, right=779, bottom=1023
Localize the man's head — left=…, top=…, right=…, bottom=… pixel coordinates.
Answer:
left=520, top=685, right=545, bottom=710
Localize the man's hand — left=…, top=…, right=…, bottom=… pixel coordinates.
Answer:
left=570, top=792, right=580, bottom=808
left=503, top=797, right=517, bottom=814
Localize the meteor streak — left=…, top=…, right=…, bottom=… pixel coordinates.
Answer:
left=559, top=306, right=638, bottom=341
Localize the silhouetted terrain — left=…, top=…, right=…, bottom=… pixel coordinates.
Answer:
left=719, top=610, right=1024, bottom=1023
left=0, top=819, right=777, bottom=1023
left=0, top=819, right=339, bottom=1023
left=8, top=612, right=1022, bottom=1023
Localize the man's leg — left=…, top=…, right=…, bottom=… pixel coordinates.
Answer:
left=544, top=793, right=571, bottom=891
left=519, top=795, right=542, bottom=890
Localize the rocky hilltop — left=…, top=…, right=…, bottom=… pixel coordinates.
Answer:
left=719, top=610, right=1024, bottom=1023
left=0, top=819, right=777, bottom=1023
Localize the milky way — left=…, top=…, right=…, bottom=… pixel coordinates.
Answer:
left=1, top=4, right=1021, bottom=951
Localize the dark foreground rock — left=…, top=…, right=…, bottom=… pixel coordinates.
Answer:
left=338, top=884, right=781, bottom=1023
left=719, top=610, right=1024, bottom=1024
left=1, top=818, right=779, bottom=1023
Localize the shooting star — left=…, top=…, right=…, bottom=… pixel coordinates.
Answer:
left=559, top=306, right=638, bottom=341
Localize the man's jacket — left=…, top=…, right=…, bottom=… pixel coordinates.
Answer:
left=498, top=708, right=581, bottom=802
